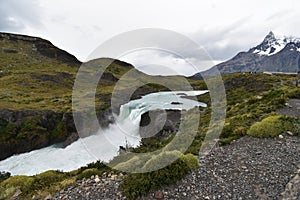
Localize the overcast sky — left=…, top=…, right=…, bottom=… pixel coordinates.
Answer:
left=1, top=0, right=300, bottom=75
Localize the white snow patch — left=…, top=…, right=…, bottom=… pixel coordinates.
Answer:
left=253, top=34, right=300, bottom=56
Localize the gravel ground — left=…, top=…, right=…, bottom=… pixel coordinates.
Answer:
left=54, top=136, right=300, bottom=200
left=53, top=172, right=126, bottom=200
left=144, top=136, right=300, bottom=200
left=277, top=99, right=300, bottom=118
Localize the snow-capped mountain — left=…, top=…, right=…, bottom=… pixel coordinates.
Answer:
left=250, top=31, right=300, bottom=56
left=192, top=31, right=300, bottom=78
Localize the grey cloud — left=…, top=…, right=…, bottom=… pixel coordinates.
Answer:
left=265, top=9, right=294, bottom=22
left=0, top=0, right=43, bottom=32
left=189, top=17, right=259, bottom=61
left=189, top=32, right=272, bottom=62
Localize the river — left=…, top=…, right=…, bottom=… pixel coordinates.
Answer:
left=0, top=90, right=208, bottom=175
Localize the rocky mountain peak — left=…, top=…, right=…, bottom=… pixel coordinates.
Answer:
left=263, top=31, right=276, bottom=43
left=191, top=31, right=300, bottom=77
left=251, top=31, right=300, bottom=56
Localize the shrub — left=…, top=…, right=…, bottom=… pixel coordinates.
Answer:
left=0, top=170, right=72, bottom=199
left=142, top=151, right=182, bottom=172
left=0, top=171, right=11, bottom=183
left=247, top=115, right=300, bottom=138
left=0, top=175, right=35, bottom=199
left=80, top=160, right=110, bottom=171
left=281, top=115, right=300, bottom=136
left=50, top=121, right=68, bottom=141
left=76, top=161, right=112, bottom=178
left=0, top=119, right=8, bottom=135
left=287, top=88, right=300, bottom=98
left=180, top=153, right=199, bottom=170
left=114, top=156, right=146, bottom=172
left=77, top=168, right=102, bottom=180
left=32, top=170, right=67, bottom=189
left=247, top=115, right=283, bottom=138
left=121, top=153, right=198, bottom=200
left=20, top=117, right=41, bottom=132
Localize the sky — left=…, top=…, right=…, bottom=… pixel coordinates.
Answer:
left=1, top=0, right=300, bottom=76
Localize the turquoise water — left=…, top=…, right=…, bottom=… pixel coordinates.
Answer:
left=0, top=90, right=208, bottom=175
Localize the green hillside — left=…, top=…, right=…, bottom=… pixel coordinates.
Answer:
left=0, top=32, right=300, bottom=200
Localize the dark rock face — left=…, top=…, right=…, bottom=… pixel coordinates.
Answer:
left=139, top=109, right=181, bottom=139
left=2, top=48, right=18, bottom=54
left=0, top=109, right=71, bottom=160
left=101, top=72, right=118, bottom=82
left=0, top=108, right=115, bottom=161
left=98, top=108, right=115, bottom=128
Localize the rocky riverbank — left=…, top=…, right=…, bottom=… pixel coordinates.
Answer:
left=0, top=108, right=115, bottom=161
left=53, top=135, right=300, bottom=200
left=53, top=172, right=126, bottom=200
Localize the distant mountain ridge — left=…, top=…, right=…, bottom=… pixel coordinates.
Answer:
left=192, top=31, right=300, bottom=78
left=0, top=32, right=81, bottom=65
left=251, top=31, right=300, bottom=56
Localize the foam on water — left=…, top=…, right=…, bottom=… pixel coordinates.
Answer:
left=0, top=90, right=208, bottom=175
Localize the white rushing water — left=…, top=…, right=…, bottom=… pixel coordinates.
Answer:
left=0, top=90, right=208, bottom=175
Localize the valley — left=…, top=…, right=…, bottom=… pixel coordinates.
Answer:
left=0, top=32, right=299, bottom=200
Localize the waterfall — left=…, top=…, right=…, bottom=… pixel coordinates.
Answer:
left=0, top=90, right=208, bottom=176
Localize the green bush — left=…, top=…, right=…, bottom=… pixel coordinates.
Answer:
left=0, top=175, right=35, bottom=199
left=142, top=151, right=182, bottom=172
left=51, top=121, right=68, bottom=141
left=0, top=171, right=11, bottom=183
left=0, top=119, right=8, bottom=135
left=77, top=168, right=102, bottom=180
left=287, top=88, right=300, bottom=98
left=0, top=170, right=72, bottom=199
left=114, top=156, right=146, bottom=172
left=180, top=153, right=199, bottom=170
left=77, top=161, right=112, bottom=177
left=219, top=136, right=240, bottom=145
left=281, top=115, right=300, bottom=136
left=32, top=170, right=67, bottom=190
left=20, top=117, right=41, bottom=132
left=83, top=161, right=111, bottom=171
left=247, top=115, right=283, bottom=138
left=247, top=115, right=300, bottom=138
left=5, top=123, right=17, bottom=136
left=121, top=153, right=198, bottom=200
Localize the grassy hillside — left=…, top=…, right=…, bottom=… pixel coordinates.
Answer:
left=0, top=32, right=300, bottom=199
left=0, top=33, right=185, bottom=112
left=1, top=72, right=299, bottom=199
left=0, top=32, right=189, bottom=161
left=0, top=33, right=148, bottom=161
left=0, top=32, right=141, bottom=112
left=0, top=32, right=80, bottom=111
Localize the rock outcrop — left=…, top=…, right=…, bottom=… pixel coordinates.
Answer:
left=0, top=108, right=115, bottom=161
left=0, top=109, right=72, bottom=160
left=139, top=109, right=181, bottom=139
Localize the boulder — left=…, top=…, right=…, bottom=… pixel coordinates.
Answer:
left=140, top=109, right=181, bottom=139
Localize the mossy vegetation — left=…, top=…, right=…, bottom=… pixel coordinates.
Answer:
left=0, top=172, right=10, bottom=183
left=1, top=73, right=300, bottom=199
left=121, top=153, right=199, bottom=200
left=1, top=33, right=300, bottom=199
left=76, top=168, right=102, bottom=180
left=247, top=114, right=300, bottom=138
left=0, top=170, right=75, bottom=199
left=1, top=72, right=299, bottom=199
